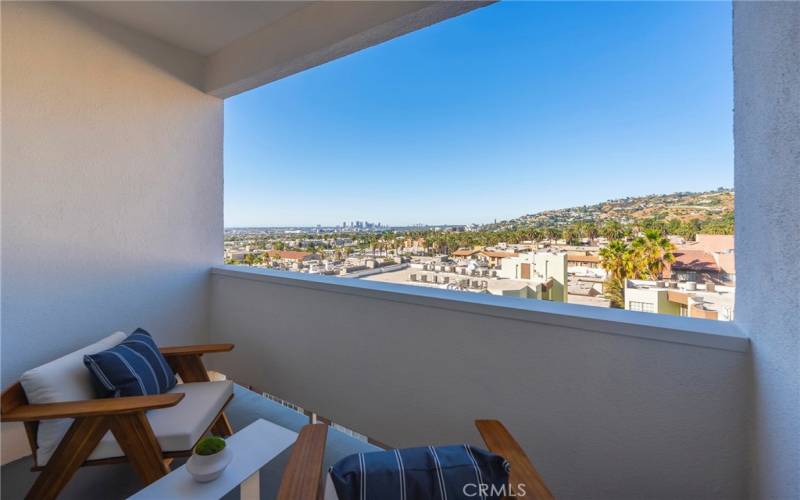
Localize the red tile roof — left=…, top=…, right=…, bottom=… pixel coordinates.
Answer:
left=671, top=250, right=719, bottom=271
left=480, top=251, right=517, bottom=259
left=568, top=254, right=601, bottom=263
left=268, top=250, right=314, bottom=261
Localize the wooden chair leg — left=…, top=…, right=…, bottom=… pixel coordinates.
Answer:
left=211, top=411, right=234, bottom=437
left=27, top=416, right=110, bottom=500
left=110, top=412, right=169, bottom=484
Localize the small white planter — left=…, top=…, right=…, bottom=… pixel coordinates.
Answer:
left=186, top=446, right=233, bottom=483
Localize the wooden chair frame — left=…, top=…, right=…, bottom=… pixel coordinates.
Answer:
left=0, top=343, right=235, bottom=500
left=277, top=420, right=554, bottom=500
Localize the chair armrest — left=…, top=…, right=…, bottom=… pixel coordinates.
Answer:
left=277, top=423, right=328, bottom=500
left=1, top=393, right=185, bottom=422
left=475, top=420, right=554, bottom=500
left=159, top=344, right=234, bottom=357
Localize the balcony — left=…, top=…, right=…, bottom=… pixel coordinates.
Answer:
left=2, top=2, right=798, bottom=499
left=2, top=265, right=752, bottom=499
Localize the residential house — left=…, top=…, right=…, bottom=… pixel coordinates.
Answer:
left=567, top=252, right=602, bottom=269
left=452, top=247, right=482, bottom=259
left=479, top=250, right=518, bottom=268
left=497, top=252, right=568, bottom=302
left=625, top=280, right=735, bottom=321
left=267, top=250, right=319, bottom=266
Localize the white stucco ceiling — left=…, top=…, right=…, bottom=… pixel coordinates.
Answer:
left=74, top=1, right=313, bottom=56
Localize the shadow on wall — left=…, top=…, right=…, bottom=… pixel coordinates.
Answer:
left=50, top=3, right=205, bottom=89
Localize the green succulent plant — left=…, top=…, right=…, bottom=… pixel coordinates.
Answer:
left=195, top=436, right=226, bottom=456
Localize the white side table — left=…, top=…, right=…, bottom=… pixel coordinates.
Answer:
left=130, top=418, right=298, bottom=500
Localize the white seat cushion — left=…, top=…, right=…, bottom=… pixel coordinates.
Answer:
left=324, top=473, right=341, bottom=500
left=86, top=380, right=233, bottom=461
left=20, top=332, right=127, bottom=465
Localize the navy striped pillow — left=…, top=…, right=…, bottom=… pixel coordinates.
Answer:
left=84, top=328, right=177, bottom=398
left=330, top=445, right=510, bottom=500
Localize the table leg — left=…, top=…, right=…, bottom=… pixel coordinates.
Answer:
left=240, top=471, right=260, bottom=500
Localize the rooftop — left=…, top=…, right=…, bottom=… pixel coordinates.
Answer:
left=268, top=250, right=314, bottom=261
left=671, top=250, right=721, bottom=271
left=567, top=254, right=601, bottom=264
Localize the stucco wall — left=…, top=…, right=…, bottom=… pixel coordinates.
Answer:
left=733, top=2, right=800, bottom=499
left=210, top=271, right=749, bottom=500
left=1, top=2, right=223, bottom=385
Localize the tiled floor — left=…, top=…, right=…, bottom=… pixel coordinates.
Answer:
left=0, top=384, right=379, bottom=499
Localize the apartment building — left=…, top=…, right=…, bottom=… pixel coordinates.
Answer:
left=667, top=234, right=736, bottom=285
left=497, top=252, right=568, bottom=302
left=566, top=253, right=602, bottom=269
left=625, top=279, right=735, bottom=321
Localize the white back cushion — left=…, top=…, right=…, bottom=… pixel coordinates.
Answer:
left=19, top=332, right=127, bottom=464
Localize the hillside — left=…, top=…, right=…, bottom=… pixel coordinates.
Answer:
left=490, top=188, right=734, bottom=230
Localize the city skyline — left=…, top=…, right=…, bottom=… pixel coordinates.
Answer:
left=223, top=187, right=733, bottom=230
left=224, top=1, right=733, bottom=227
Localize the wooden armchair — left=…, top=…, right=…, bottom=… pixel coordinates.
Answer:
left=1, top=343, right=235, bottom=500
left=277, top=419, right=554, bottom=500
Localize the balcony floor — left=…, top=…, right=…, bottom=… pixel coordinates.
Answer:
left=1, top=384, right=379, bottom=499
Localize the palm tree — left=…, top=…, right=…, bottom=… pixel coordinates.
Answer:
left=423, top=237, right=434, bottom=256
left=600, top=220, right=624, bottom=241
left=599, top=240, right=631, bottom=308
left=631, top=229, right=675, bottom=279
left=600, top=241, right=629, bottom=281
left=562, top=225, right=581, bottom=245
left=586, top=223, right=599, bottom=246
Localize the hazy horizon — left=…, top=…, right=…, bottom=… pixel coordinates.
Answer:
left=223, top=186, right=733, bottom=229
left=225, top=2, right=733, bottom=227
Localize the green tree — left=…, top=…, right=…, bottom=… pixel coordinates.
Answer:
left=600, top=232, right=675, bottom=308
left=630, top=229, right=675, bottom=280
left=545, top=227, right=560, bottom=243
left=562, top=225, right=581, bottom=245
left=599, top=220, right=624, bottom=240
left=599, top=241, right=629, bottom=308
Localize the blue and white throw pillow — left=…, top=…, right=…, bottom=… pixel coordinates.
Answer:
left=84, top=328, right=177, bottom=397
left=330, top=444, right=510, bottom=500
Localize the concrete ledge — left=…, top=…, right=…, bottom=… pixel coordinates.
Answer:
left=211, top=265, right=749, bottom=353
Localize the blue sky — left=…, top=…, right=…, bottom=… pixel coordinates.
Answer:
left=224, top=1, right=733, bottom=228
